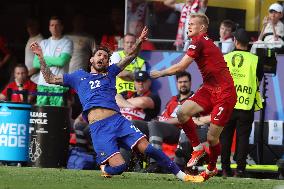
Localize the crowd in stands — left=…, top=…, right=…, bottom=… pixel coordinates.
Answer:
left=0, top=0, right=284, bottom=180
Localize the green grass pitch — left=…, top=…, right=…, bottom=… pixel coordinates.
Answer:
left=0, top=166, right=283, bottom=189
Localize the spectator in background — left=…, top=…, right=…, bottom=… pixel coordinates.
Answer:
left=25, top=18, right=43, bottom=84
left=251, top=3, right=284, bottom=53
left=120, top=71, right=161, bottom=122
left=127, top=0, right=148, bottom=32
left=164, top=0, right=208, bottom=51
left=222, top=28, right=263, bottom=178
left=110, top=34, right=146, bottom=95
left=0, top=34, right=12, bottom=91
left=100, top=8, right=124, bottom=51
left=217, top=19, right=236, bottom=54
left=32, top=16, right=73, bottom=106
left=128, top=19, right=156, bottom=50
left=66, top=14, right=96, bottom=73
left=0, top=64, right=37, bottom=103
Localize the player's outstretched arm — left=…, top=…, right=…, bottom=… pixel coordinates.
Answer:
left=30, top=42, right=63, bottom=85
left=150, top=54, right=194, bottom=79
left=116, top=27, right=148, bottom=70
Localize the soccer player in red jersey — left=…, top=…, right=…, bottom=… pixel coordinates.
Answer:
left=151, top=13, right=237, bottom=182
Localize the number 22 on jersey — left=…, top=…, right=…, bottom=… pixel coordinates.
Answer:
left=89, top=80, right=101, bottom=89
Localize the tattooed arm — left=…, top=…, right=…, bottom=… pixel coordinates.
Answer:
left=116, top=27, right=148, bottom=70
left=30, top=42, right=63, bottom=85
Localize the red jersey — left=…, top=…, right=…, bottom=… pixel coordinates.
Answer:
left=186, top=33, right=234, bottom=87
left=1, top=80, right=37, bottom=102
left=159, top=94, right=192, bottom=121
left=120, top=91, right=161, bottom=121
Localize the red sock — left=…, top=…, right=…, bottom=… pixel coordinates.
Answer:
left=207, top=143, right=221, bottom=171
left=181, top=118, right=200, bottom=147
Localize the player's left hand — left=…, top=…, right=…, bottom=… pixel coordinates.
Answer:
left=138, top=26, right=148, bottom=42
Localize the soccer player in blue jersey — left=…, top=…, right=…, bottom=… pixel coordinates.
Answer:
left=30, top=27, right=200, bottom=182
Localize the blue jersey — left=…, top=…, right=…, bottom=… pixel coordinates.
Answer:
left=63, top=64, right=121, bottom=120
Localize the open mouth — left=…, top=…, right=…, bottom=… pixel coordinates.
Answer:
left=97, top=60, right=103, bottom=65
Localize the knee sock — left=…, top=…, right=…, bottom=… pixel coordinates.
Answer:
left=174, top=130, right=187, bottom=166
left=181, top=118, right=200, bottom=148
left=207, top=142, right=221, bottom=171
left=144, top=144, right=186, bottom=180
left=104, top=163, right=127, bottom=175
left=149, top=135, right=163, bottom=163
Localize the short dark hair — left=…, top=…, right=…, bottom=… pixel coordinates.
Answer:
left=49, top=15, right=64, bottom=25
left=92, top=45, right=112, bottom=61
left=232, top=28, right=250, bottom=46
left=14, top=64, right=28, bottom=72
left=176, top=71, right=191, bottom=81
left=124, top=33, right=136, bottom=39
left=220, top=19, right=236, bottom=32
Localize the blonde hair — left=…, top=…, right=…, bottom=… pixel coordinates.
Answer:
left=190, top=13, right=209, bottom=29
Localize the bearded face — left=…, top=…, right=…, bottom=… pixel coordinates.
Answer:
left=179, top=85, right=190, bottom=95
left=177, top=76, right=191, bottom=95
left=90, top=50, right=109, bottom=73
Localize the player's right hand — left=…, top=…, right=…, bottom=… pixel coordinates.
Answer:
left=30, top=42, right=43, bottom=57
left=150, top=70, right=163, bottom=79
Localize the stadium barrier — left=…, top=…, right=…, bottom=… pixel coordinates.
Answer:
left=0, top=102, right=31, bottom=162
left=249, top=121, right=284, bottom=165
left=29, top=105, right=70, bottom=168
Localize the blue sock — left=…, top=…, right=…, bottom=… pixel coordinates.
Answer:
left=104, top=163, right=127, bottom=175
left=144, top=144, right=180, bottom=175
